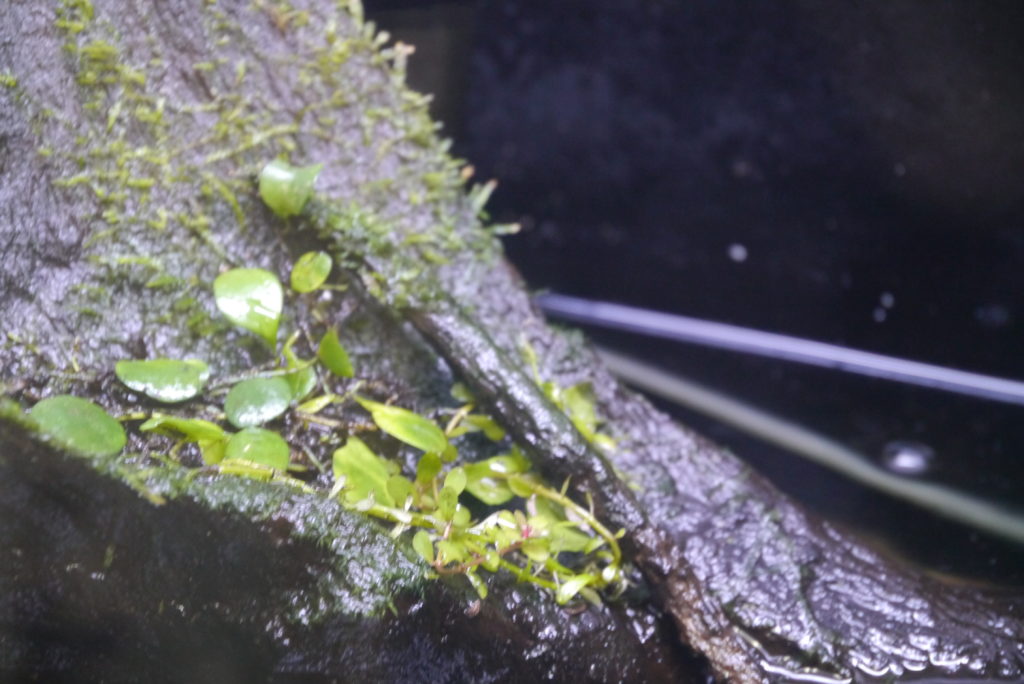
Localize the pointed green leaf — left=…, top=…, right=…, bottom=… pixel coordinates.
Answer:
left=199, top=439, right=228, bottom=465
left=224, top=427, right=290, bottom=470
left=296, top=393, right=336, bottom=415
left=556, top=574, right=595, bottom=605
left=332, top=436, right=396, bottom=506
left=283, top=366, right=316, bottom=403
left=450, top=382, right=474, bottom=403
left=466, top=570, right=488, bottom=600
left=281, top=344, right=317, bottom=401
left=140, top=413, right=228, bottom=465
left=548, top=523, right=594, bottom=554
left=563, top=383, right=598, bottom=436
left=224, top=376, right=292, bottom=428
left=140, top=413, right=226, bottom=442
left=213, top=268, right=283, bottom=347
left=355, top=397, right=448, bottom=454
left=479, top=452, right=531, bottom=476
left=317, top=328, right=353, bottom=378
left=290, top=250, right=332, bottom=293
left=463, top=414, right=505, bottom=442
left=30, top=395, right=126, bottom=457
left=115, top=358, right=209, bottom=403
left=258, top=159, right=322, bottom=218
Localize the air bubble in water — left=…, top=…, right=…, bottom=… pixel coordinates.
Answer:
left=880, top=440, right=935, bottom=475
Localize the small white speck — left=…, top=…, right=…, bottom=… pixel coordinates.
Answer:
left=880, top=292, right=895, bottom=308
left=873, top=307, right=887, bottom=322
left=728, top=243, right=748, bottom=262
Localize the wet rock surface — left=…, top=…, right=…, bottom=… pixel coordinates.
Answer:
left=0, top=2, right=694, bottom=681
left=0, top=413, right=688, bottom=683
left=2, top=1, right=1022, bottom=682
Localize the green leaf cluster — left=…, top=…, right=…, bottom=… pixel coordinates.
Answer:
left=119, top=263, right=361, bottom=476
left=22, top=260, right=359, bottom=482
left=329, top=397, right=624, bottom=605
left=17, top=181, right=624, bottom=608
left=522, top=339, right=615, bottom=452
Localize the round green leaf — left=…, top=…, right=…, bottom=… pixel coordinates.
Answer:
left=225, top=427, right=290, bottom=470
left=224, top=376, right=292, bottom=428
left=437, top=486, right=459, bottom=519
left=436, top=539, right=468, bottom=565
left=415, top=452, right=442, bottom=484
left=213, top=268, right=283, bottom=347
left=451, top=504, right=471, bottom=528
left=115, top=358, right=209, bottom=403
left=290, top=251, right=332, bottom=293
left=258, top=159, right=322, bottom=218
left=355, top=397, right=448, bottom=454
left=507, top=474, right=538, bottom=498
left=412, top=530, right=435, bottom=564
left=30, top=395, right=126, bottom=457
left=443, top=466, right=467, bottom=495
left=386, top=474, right=414, bottom=506
left=464, top=470, right=515, bottom=506
left=317, top=328, right=353, bottom=378
left=481, top=550, right=500, bottom=573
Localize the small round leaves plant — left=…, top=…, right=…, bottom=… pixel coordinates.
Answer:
left=213, top=267, right=283, bottom=348
left=30, top=395, right=126, bottom=457
left=14, top=158, right=626, bottom=610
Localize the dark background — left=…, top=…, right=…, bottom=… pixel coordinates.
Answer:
left=367, top=0, right=1024, bottom=583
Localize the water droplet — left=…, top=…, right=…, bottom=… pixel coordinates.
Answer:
left=728, top=243, right=748, bottom=262
left=880, top=440, right=935, bottom=475
left=880, top=291, right=895, bottom=308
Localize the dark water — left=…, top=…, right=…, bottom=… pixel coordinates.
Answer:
left=370, top=0, right=1024, bottom=584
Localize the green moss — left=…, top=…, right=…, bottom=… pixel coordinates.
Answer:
left=10, top=0, right=504, bottom=516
